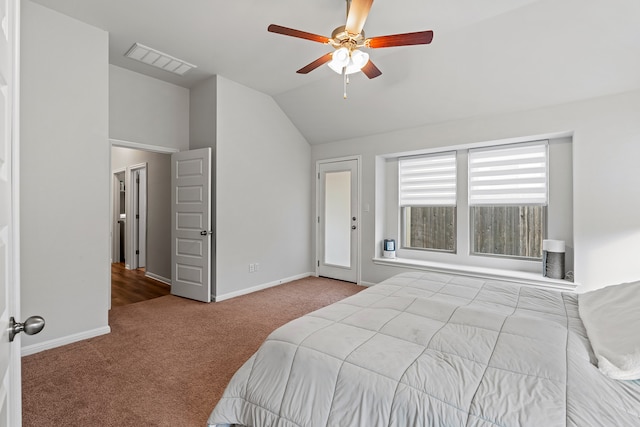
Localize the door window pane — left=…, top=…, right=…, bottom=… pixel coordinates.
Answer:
left=324, top=171, right=351, bottom=267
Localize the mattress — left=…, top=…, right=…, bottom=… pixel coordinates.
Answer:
left=208, top=271, right=640, bottom=426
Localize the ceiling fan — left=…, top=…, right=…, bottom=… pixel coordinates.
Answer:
left=267, top=0, right=433, bottom=96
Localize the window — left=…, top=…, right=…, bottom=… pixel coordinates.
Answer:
left=468, top=142, right=548, bottom=259
left=399, top=152, right=457, bottom=252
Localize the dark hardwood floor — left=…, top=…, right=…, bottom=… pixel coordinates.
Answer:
left=111, top=263, right=171, bottom=307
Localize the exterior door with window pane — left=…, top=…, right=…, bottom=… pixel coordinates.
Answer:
left=318, top=159, right=358, bottom=283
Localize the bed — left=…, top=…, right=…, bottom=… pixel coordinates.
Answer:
left=208, top=271, right=640, bottom=426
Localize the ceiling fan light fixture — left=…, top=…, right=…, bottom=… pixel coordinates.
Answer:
left=328, top=48, right=369, bottom=75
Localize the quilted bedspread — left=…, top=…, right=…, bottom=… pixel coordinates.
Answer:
left=208, top=272, right=640, bottom=426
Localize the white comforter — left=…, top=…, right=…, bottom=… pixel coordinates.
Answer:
left=208, top=272, right=640, bottom=426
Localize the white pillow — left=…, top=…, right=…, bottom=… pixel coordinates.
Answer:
left=578, top=280, right=640, bottom=380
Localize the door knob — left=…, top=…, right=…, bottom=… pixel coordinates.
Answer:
left=351, top=225, right=357, bottom=230
left=9, top=316, right=45, bottom=342
left=200, top=230, right=213, bottom=236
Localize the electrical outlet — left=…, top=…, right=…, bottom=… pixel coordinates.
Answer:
left=255, top=263, right=260, bottom=272
left=249, top=263, right=255, bottom=273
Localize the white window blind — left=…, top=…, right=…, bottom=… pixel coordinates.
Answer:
left=399, top=152, right=457, bottom=206
left=468, top=141, right=548, bottom=205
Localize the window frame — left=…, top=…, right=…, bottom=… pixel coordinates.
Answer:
left=381, top=135, right=572, bottom=277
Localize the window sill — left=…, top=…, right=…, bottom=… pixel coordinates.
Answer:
left=372, top=257, right=577, bottom=291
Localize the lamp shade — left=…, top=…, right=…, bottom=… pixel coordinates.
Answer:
left=331, top=47, right=349, bottom=65
left=351, top=50, right=369, bottom=68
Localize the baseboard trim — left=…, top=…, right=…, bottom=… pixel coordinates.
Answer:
left=359, top=281, right=376, bottom=287
left=21, top=326, right=111, bottom=356
left=215, top=272, right=313, bottom=302
left=145, top=271, right=171, bottom=286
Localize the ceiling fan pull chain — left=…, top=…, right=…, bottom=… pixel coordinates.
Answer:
left=343, top=67, right=348, bottom=99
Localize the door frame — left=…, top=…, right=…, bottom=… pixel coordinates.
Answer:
left=108, top=140, right=178, bottom=310
left=315, top=156, right=362, bottom=284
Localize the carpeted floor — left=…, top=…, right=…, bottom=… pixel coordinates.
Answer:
left=22, top=276, right=362, bottom=427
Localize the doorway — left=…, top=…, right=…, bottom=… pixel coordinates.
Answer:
left=316, top=157, right=360, bottom=283
left=110, top=145, right=174, bottom=307
left=111, top=163, right=147, bottom=270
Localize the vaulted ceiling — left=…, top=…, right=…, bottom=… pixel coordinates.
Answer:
left=31, top=0, right=640, bottom=144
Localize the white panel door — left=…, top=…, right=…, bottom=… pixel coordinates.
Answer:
left=171, top=148, right=212, bottom=302
left=131, top=166, right=147, bottom=269
left=137, top=167, right=146, bottom=268
left=318, top=159, right=359, bottom=283
left=0, top=0, right=21, bottom=424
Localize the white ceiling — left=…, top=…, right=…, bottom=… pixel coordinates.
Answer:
left=31, top=0, right=640, bottom=144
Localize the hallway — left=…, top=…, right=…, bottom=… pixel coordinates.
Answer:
left=111, top=263, right=170, bottom=306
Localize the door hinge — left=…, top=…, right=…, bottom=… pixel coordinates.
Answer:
left=317, top=260, right=320, bottom=267
left=317, top=172, right=320, bottom=179
left=136, top=214, right=139, bottom=219
left=136, top=250, right=140, bottom=255
left=317, top=216, right=320, bottom=223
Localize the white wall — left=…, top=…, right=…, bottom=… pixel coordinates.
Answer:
left=189, top=76, right=217, bottom=150
left=109, top=65, right=189, bottom=151
left=20, top=1, right=110, bottom=349
left=215, top=76, right=312, bottom=298
left=189, top=77, right=218, bottom=294
left=312, top=90, right=640, bottom=292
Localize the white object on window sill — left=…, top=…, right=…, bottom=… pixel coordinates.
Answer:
left=372, top=257, right=577, bottom=291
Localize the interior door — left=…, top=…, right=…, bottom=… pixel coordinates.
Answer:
left=131, top=166, right=147, bottom=269
left=0, top=0, right=22, bottom=424
left=171, top=148, right=212, bottom=302
left=318, top=159, right=359, bottom=283
left=138, top=168, right=146, bottom=268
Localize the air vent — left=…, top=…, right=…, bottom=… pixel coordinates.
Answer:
left=124, top=43, right=196, bottom=76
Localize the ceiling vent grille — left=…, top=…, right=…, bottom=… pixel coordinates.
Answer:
left=124, top=43, right=196, bottom=76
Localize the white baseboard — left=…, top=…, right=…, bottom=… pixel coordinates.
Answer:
left=21, top=326, right=111, bottom=357
left=215, top=272, right=313, bottom=302
left=145, top=271, right=171, bottom=286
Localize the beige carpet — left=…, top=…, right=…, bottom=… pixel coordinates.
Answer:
left=22, top=276, right=362, bottom=427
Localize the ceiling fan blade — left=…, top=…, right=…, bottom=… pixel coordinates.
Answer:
left=296, top=53, right=334, bottom=74
left=267, top=24, right=330, bottom=44
left=367, top=30, right=434, bottom=48
left=361, top=60, right=382, bottom=79
left=345, top=0, right=374, bottom=35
